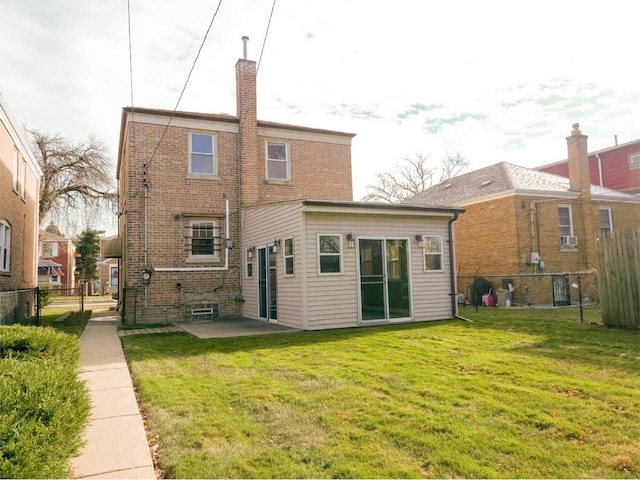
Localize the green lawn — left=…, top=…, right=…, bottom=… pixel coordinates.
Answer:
left=122, top=312, right=639, bottom=479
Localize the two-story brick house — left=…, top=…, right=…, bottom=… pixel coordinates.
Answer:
left=537, top=138, right=640, bottom=195
left=406, top=124, right=640, bottom=279
left=38, top=230, right=78, bottom=291
left=116, top=53, right=464, bottom=329
left=0, top=94, right=42, bottom=291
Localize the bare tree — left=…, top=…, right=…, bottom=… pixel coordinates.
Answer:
left=364, top=154, right=437, bottom=203
left=27, top=130, right=116, bottom=228
left=439, top=152, right=468, bottom=183
left=364, top=152, right=468, bottom=203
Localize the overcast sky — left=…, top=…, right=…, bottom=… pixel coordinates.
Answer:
left=2, top=0, right=639, bottom=235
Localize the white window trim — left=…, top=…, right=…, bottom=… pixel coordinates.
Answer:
left=558, top=204, right=574, bottom=236
left=599, top=207, right=613, bottom=234
left=246, top=248, right=254, bottom=278
left=0, top=220, right=11, bottom=273
left=318, top=234, right=342, bottom=275
left=12, top=149, right=19, bottom=193
left=422, top=235, right=444, bottom=272
left=629, top=153, right=640, bottom=170
left=265, top=140, right=290, bottom=182
left=189, top=132, right=216, bottom=176
left=283, top=236, right=294, bottom=277
left=20, top=157, right=26, bottom=199
left=109, top=265, right=119, bottom=286
left=188, top=219, right=219, bottom=262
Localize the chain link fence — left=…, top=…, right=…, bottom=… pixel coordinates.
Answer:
left=457, top=271, right=600, bottom=324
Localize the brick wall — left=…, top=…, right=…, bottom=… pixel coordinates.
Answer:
left=0, top=119, right=39, bottom=290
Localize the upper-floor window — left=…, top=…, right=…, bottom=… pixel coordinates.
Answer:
left=0, top=220, right=11, bottom=273
left=41, top=242, right=59, bottom=257
left=558, top=205, right=574, bottom=236
left=12, top=149, right=19, bottom=193
left=189, top=220, right=217, bottom=259
left=266, top=140, right=289, bottom=181
left=20, top=157, right=26, bottom=199
left=284, top=237, right=294, bottom=276
left=318, top=234, right=341, bottom=274
left=599, top=207, right=613, bottom=236
left=423, top=235, right=443, bottom=271
left=629, top=153, right=640, bottom=170
left=189, top=132, right=216, bottom=175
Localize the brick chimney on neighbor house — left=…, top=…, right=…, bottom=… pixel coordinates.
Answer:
left=566, top=123, right=591, bottom=200
left=566, top=123, right=596, bottom=269
left=236, top=36, right=259, bottom=205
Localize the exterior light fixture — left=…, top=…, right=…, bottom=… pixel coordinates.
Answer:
left=247, top=246, right=255, bottom=259
left=346, top=233, right=355, bottom=249
left=415, top=234, right=425, bottom=248
left=272, top=239, right=281, bottom=253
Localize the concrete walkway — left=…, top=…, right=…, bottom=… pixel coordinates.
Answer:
left=70, top=313, right=156, bottom=479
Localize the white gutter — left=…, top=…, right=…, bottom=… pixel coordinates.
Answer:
left=154, top=198, right=230, bottom=272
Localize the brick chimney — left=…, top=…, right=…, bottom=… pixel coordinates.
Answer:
left=566, top=123, right=596, bottom=269
left=236, top=36, right=258, bottom=205
left=566, top=123, right=591, bottom=200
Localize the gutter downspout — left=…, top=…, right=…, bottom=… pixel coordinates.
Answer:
left=448, top=212, right=472, bottom=322
left=596, top=153, right=603, bottom=187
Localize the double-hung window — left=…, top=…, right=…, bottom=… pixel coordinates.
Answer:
left=0, top=220, right=11, bottom=273
left=599, top=207, right=613, bottom=236
left=12, top=150, right=19, bottom=192
left=318, top=234, right=341, bottom=274
left=266, top=140, right=289, bottom=181
left=189, top=220, right=217, bottom=259
left=284, top=237, right=294, bottom=276
left=423, top=235, right=443, bottom=271
left=189, top=132, right=215, bottom=175
left=629, top=153, right=640, bottom=170
left=558, top=205, right=577, bottom=248
left=41, top=242, right=58, bottom=257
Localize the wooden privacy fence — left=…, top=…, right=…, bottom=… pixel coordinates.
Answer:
left=596, top=229, right=639, bottom=328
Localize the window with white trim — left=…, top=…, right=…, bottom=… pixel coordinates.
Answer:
left=599, top=207, right=613, bottom=236
left=629, top=153, right=640, bottom=170
left=246, top=248, right=254, bottom=277
left=318, top=234, right=342, bottom=274
left=41, top=242, right=59, bottom=257
left=189, top=132, right=216, bottom=175
left=20, top=157, right=26, bottom=199
left=189, top=220, right=217, bottom=259
left=109, top=265, right=119, bottom=286
left=558, top=205, right=574, bottom=236
left=284, top=237, right=294, bottom=276
left=423, top=235, right=443, bottom=271
left=12, top=149, right=19, bottom=192
left=266, top=140, right=289, bottom=181
left=0, top=220, right=11, bottom=273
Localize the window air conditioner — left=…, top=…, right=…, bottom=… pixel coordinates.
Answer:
left=560, top=235, right=578, bottom=247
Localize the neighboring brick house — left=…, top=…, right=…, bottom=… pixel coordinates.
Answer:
left=537, top=138, right=640, bottom=195
left=0, top=94, right=42, bottom=291
left=98, top=234, right=119, bottom=296
left=406, top=124, right=640, bottom=278
left=116, top=51, right=464, bottom=328
left=38, top=230, right=78, bottom=291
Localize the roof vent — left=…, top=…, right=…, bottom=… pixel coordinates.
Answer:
left=481, top=180, right=493, bottom=187
left=442, top=183, right=452, bottom=189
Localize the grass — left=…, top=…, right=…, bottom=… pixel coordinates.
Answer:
left=49, top=311, right=91, bottom=337
left=122, top=311, right=639, bottom=479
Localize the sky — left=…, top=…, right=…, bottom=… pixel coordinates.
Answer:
left=2, top=0, right=639, bottom=235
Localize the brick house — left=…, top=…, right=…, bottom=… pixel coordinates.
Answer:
left=115, top=52, right=464, bottom=328
left=537, top=138, right=640, bottom=195
left=98, top=234, right=119, bottom=296
left=406, top=124, right=640, bottom=278
left=0, top=94, right=42, bottom=291
left=38, top=230, right=78, bottom=291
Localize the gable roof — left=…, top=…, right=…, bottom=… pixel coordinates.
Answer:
left=405, top=162, right=640, bottom=206
left=39, top=230, right=70, bottom=243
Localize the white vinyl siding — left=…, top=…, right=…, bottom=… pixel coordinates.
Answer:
left=305, top=213, right=453, bottom=330
left=241, top=202, right=305, bottom=329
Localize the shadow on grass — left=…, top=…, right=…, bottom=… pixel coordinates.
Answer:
left=122, top=312, right=639, bottom=376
